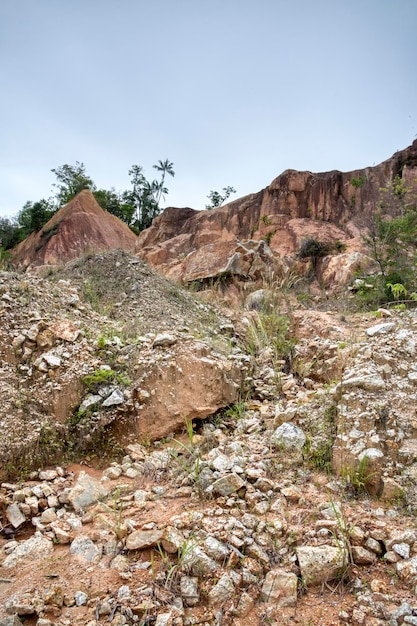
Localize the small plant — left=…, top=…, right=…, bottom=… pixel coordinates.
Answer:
left=261, top=214, right=271, bottom=225
left=335, top=240, right=347, bottom=253
left=224, top=401, right=246, bottom=421
left=205, top=186, right=236, bottom=210
left=342, top=455, right=375, bottom=496
left=82, top=368, right=116, bottom=390
left=351, top=175, right=367, bottom=188
left=261, top=229, right=276, bottom=245
left=184, top=417, right=195, bottom=448
left=155, top=540, right=196, bottom=589
left=386, top=282, right=407, bottom=300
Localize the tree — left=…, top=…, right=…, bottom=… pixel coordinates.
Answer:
left=0, top=217, right=21, bottom=250
left=124, top=160, right=175, bottom=231
left=93, top=188, right=135, bottom=225
left=51, top=162, right=96, bottom=206
left=16, top=198, right=56, bottom=239
left=361, top=176, right=417, bottom=304
left=205, top=186, right=236, bottom=210
left=152, top=159, right=175, bottom=207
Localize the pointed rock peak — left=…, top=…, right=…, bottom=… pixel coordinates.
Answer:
left=12, top=190, right=137, bottom=271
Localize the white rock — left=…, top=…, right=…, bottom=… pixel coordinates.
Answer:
left=70, top=536, right=102, bottom=563
left=67, top=471, right=108, bottom=512
left=43, top=353, right=62, bottom=368
left=208, top=573, right=235, bottom=606
left=271, top=422, right=306, bottom=449
left=102, top=388, right=125, bottom=406
left=6, top=503, right=26, bottom=528
left=296, top=545, right=348, bottom=585
left=2, top=533, right=53, bottom=568
left=260, top=568, right=297, bottom=607
left=366, top=322, right=396, bottom=337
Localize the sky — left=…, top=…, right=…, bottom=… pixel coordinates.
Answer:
left=1, top=0, right=416, bottom=219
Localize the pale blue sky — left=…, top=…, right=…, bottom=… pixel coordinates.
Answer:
left=1, top=0, right=416, bottom=218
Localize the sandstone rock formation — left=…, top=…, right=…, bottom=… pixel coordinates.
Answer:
left=11, top=190, right=137, bottom=270
left=136, top=140, right=417, bottom=286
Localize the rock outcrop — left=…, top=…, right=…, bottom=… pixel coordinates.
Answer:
left=136, top=140, right=417, bottom=285
left=11, top=190, right=137, bottom=270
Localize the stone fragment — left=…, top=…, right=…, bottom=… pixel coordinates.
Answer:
left=393, top=543, right=411, bottom=559
left=271, top=422, right=306, bottom=449
left=366, top=322, right=396, bottom=337
left=296, top=545, right=348, bottom=585
left=211, top=473, right=246, bottom=496
left=397, top=557, right=417, bottom=583
left=102, top=465, right=122, bottom=480
left=351, top=546, right=376, bottom=565
left=40, top=508, right=57, bottom=524
left=67, top=471, right=108, bottom=512
left=5, top=592, right=38, bottom=615
left=154, top=614, right=173, bottom=626
left=392, top=602, right=413, bottom=621
left=43, top=584, right=64, bottom=607
left=260, top=569, right=298, bottom=607
left=180, top=575, right=199, bottom=606
left=161, top=527, right=186, bottom=553
left=78, top=394, right=102, bottom=413
left=50, top=319, right=80, bottom=342
left=340, top=374, right=384, bottom=391
left=70, top=536, right=102, bottom=563
left=0, top=617, right=23, bottom=626
left=74, top=591, right=88, bottom=606
left=153, top=333, right=177, bottom=347
left=102, top=388, right=125, bottom=406
left=350, top=526, right=366, bottom=545
left=365, top=537, right=382, bottom=554
left=208, top=574, right=235, bottom=606
left=125, top=529, right=164, bottom=550
left=2, top=534, right=53, bottom=568
left=110, top=554, right=130, bottom=571
left=6, top=503, right=26, bottom=528
left=125, top=444, right=148, bottom=461
left=117, top=585, right=131, bottom=600
left=235, top=591, right=255, bottom=617
left=38, top=469, right=58, bottom=481
left=43, top=353, right=61, bottom=368
left=182, top=545, right=218, bottom=575
left=204, top=536, right=230, bottom=562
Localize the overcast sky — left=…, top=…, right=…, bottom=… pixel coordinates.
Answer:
left=1, top=0, right=416, bottom=219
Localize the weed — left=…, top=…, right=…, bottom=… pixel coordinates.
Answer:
left=184, top=417, right=195, bottom=448
left=82, top=368, right=115, bottom=390
left=224, top=401, right=246, bottom=421
left=155, top=540, right=196, bottom=589
left=261, top=229, right=276, bottom=245
left=351, top=175, right=367, bottom=188
left=342, top=454, right=376, bottom=496
left=81, top=368, right=130, bottom=392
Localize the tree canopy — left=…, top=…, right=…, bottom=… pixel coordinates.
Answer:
left=0, top=159, right=176, bottom=250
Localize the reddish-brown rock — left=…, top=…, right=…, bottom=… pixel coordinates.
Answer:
left=136, top=140, right=417, bottom=284
left=12, top=190, right=137, bottom=270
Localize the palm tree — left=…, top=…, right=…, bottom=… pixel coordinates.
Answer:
left=153, top=159, right=175, bottom=208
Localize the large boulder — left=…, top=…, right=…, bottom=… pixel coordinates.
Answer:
left=130, top=340, right=245, bottom=440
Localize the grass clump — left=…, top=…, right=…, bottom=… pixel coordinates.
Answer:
left=246, top=312, right=295, bottom=368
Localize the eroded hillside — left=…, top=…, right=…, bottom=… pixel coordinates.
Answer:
left=2, top=250, right=417, bottom=625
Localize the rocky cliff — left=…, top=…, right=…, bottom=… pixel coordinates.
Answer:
left=12, top=190, right=137, bottom=270
left=136, top=140, right=417, bottom=284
